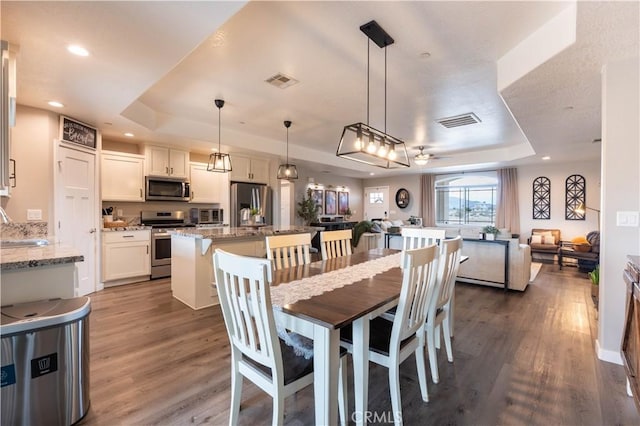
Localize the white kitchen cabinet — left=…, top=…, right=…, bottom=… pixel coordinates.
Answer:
left=102, top=230, right=151, bottom=283
left=230, top=155, right=269, bottom=183
left=101, top=151, right=145, bottom=201
left=145, top=146, right=189, bottom=178
left=189, top=162, right=229, bottom=206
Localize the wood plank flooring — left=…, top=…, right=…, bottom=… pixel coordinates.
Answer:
left=79, top=265, right=639, bottom=425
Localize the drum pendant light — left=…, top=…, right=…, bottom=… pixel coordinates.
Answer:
left=207, top=99, right=232, bottom=173
left=277, top=120, right=298, bottom=180
left=336, top=20, right=409, bottom=169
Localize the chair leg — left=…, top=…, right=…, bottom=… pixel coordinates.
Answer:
left=415, top=343, right=429, bottom=402
left=338, top=357, right=348, bottom=426
left=229, top=359, right=243, bottom=426
left=272, top=393, right=285, bottom=426
left=389, top=363, right=403, bottom=425
left=442, top=313, right=454, bottom=363
left=426, top=324, right=439, bottom=384
left=434, top=324, right=441, bottom=350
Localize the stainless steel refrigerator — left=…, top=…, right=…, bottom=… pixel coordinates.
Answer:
left=230, top=182, right=272, bottom=227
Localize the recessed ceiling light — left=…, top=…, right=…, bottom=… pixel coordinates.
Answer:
left=564, top=106, right=574, bottom=110
left=211, top=147, right=218, bottom=152
left=420, top=52, right=431, bottom=59
left=124, top=132, right=134, bottom=137
left=48, top=101, right=64, bottom=108
left=369, top=172, right=375, bottom=176
left=542, top=156, right=551, bottom=160
left=67, top=45, right=89, bottom=57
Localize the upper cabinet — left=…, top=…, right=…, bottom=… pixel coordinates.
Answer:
left=230, top=156, right=269, bottom=184
left=145, top=146, right=189, bottom=178
left=189, top=162, right=229, bottom=205
left=101, top=151, right=145, bottom=201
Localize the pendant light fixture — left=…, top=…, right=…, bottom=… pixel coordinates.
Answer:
left=207, top=99, right=232, bottom=173
left=277, top=120, right=298, bottom=180
left=336, top=20, right=409, bottom=169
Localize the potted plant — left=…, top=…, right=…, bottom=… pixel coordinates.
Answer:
left=250, top=207, right=262, bottom=224
left=297, top=188, right=319, bottom=225
left=482, top=225, right=500, bottom=240
left=589, top=265, right=599, bottom=306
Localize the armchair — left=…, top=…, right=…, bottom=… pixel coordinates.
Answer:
left=528, top=229, right=561, bottom=260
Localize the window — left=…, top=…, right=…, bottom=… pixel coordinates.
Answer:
left=436, top=173, right=497, bottom=225
left=369, top=192, right=384, bottom=204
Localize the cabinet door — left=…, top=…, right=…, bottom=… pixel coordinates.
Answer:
left=189, top=163, right=217, bottom=203
left=169, top=149, right=189, bottom=178
left=250, top=158, right=270, bottom=184
left=102, top=241, right=150, bottom=281
left=145, top=146, right=170, bottom=176
left=101, top=153, right=145, bottom=201
left=229, top=156, right=252, bottom=182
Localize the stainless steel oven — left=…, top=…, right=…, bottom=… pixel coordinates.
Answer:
left=141, top=211, right=194, bottom=279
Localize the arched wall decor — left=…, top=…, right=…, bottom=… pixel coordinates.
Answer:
left=532, top=176, right=551, bottom=219
left=565, top=174, right=586, bottom=220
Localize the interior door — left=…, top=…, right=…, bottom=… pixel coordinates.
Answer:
left=56, top=144, right=97, bottom=296
left=363, top=186, right=390, bottom=221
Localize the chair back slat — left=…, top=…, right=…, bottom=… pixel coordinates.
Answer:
left=391, top=244, right=439, bottom=348
left=266, top=233, right=312, bottom=270
left=320, top=229, right=353, bottom=260
left=433, top=236, right=463, bottom=310
left=214, top=249, right=281, bottom=370
left=400, top=228, right=446, bottom=268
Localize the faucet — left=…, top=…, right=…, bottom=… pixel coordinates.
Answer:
left=0, top=206, right=11, bottom=224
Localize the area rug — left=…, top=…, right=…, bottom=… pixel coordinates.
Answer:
left=530, top=262, right=543, bottom=283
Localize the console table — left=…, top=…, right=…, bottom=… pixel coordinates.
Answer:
left=309, top=221, right=357, bottom=251
left=457, top=238, right=510, bottom=291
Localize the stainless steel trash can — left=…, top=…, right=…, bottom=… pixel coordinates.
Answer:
left=1, top=297, right=91, bottom=426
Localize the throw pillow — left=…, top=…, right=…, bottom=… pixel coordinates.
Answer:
left=531, top=235, right=542, bottom=244
left=542, top=235, right=556, bottom=245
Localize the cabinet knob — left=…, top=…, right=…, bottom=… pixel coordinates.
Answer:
left=89, top=228, right=96, bottom=234
left=166, top=166, right=169, bottom=174
left=170, top=167, right=174, bottom=174
left=140, top=188, right=143, bottom=198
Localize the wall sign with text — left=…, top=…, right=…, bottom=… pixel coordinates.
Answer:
left=60, top=116, right=97, bottom=149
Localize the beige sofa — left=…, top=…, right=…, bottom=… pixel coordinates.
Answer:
left=457, top=238, right=531, bottom=291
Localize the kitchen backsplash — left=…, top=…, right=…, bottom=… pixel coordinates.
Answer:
left=0, top=221, right=48, bottom=240
left=102, top=201, right=221, bottom=223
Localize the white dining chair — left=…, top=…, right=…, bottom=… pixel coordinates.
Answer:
left=213, top=249, right=348, bottom=426
left=400, top=228, right=446, bottom=269
left=340, top=244, right=440, bottom=425
left=266, top=233, right=312, bottom=270
left=320, top=229, right=353, bottom=260
left=425, top=235, right=463, bottom=384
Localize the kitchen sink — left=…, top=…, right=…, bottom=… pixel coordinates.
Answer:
left=0, top=239, right=50, bottom=249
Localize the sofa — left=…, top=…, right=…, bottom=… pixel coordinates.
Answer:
left=527, top=228, right=561, bottom=262
left=457, top=237, right=532, bottom=291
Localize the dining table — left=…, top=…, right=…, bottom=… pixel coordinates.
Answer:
left=270, top=248, right=403, bottom=426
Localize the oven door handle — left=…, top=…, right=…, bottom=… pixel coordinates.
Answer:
left=153, top=233, right=171, bottom=237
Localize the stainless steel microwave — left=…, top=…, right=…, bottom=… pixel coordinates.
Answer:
left=189, top=207, right=223, bottom=224
left=145, top=176, right=190, bottom=202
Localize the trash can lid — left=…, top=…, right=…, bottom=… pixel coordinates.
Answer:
left=1, top=296, right=91, bottom=336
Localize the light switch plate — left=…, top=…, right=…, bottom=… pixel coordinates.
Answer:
left=27, top=209, right=42, bottom=221
left=616, top=211, right=639, bottom=227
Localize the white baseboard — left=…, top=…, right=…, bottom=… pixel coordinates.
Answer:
left=596, top=339, right=623, bottom=365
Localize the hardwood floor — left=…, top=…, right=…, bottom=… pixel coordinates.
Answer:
left=79, top=265, right=639, bottom=425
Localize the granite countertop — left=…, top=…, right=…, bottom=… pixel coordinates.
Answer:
left=0, top=243, right=84, bottom=270
left=102, top=226, right=151, bottom=232
left=171, top=225, right=319, bottom=242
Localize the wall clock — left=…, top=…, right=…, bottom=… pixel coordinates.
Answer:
left=395, top=188, right=410, bottom=209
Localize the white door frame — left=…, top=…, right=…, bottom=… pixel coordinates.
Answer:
left=53, top=139, right=101, bottom=293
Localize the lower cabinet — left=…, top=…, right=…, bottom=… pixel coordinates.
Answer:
left=102, top=230, right=150, bottom=284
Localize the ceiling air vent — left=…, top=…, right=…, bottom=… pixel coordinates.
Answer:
left=437, top=112, right=481, bottom=129
left=265, top=73, right=299, bottom=89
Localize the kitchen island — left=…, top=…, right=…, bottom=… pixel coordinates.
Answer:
left=170, top=226, right=320, bottom=309
left=1, top=242, right=84, bottom=305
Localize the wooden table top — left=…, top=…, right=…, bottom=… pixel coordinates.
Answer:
left=271, top=248, right=402, bottom=330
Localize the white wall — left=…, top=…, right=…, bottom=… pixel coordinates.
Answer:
left=364, top=174, right=421, bottom=221
left=1, top=105, right=58, bottom=229
left=518, top=160, right=601, bottom=241
left=598, top=56, right=640, bottom=363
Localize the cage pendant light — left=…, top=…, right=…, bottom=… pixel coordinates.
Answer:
left=207, top=99, right=232, bottom=173
left=336, top=20, right=409, bottom=169
left=277, top=120, right=298, bottom=179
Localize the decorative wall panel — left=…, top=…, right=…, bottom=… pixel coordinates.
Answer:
left=565, top=174, right=586, bottom=220
left=532, top=176, right=551, bottom=219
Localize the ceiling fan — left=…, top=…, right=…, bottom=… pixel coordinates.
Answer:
left=413, top=146, right=446, bottom=165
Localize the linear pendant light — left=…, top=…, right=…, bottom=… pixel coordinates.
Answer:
left=207, top=99, right=232, bottom=173
left=277, top=120, right=298, bottom=179
left=336, top=20, right=409, bottom=169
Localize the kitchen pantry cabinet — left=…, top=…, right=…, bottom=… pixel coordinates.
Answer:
left=145, top=146, right=189, bottom=178
left=102, top=230, right=151, bottom=283
left=189, top=162, right=230, bottom=205
left=229, top=155, right=269, bottom=184
left=101, top=151, right=145, bottom=201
